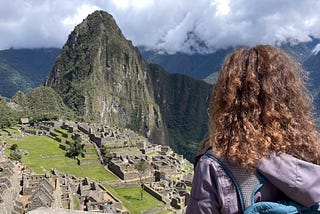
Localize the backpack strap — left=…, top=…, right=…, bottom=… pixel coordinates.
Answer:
left=205, top=152, right=266, bottom=210
left=205, top=152, right=246, bottom=211
left=222, top=158, right=263, bottom=207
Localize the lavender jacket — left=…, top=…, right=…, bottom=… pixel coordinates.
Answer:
left=186, top=150, right=320, bottom=214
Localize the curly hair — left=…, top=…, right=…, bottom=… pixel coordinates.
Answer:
left=205, top=45, right=320, bottom=171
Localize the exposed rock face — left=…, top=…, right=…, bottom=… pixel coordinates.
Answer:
left=148, top=64, right=212, bottom=158
left=45, top=11, right=167, bottom=145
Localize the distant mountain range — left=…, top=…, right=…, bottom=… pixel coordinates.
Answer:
left=0, top=48, right=60, bottom=98
left=2, top=37, right=320, bottom=100
left=1, top=10, right=320, bottom=161
left=141, top=40, right=320, bottom=114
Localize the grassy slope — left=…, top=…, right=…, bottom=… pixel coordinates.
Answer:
left=105, top=185, right=165, bottom=214
left=4, top=134, right=117, bottom=181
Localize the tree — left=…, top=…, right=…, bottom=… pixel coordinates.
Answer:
left=9, top=151, right=21, bottom=161
left=65, top=137, right=86, bottom=164
left=102, top=146, right=113, bottom=164
left=134, top=159, right=149, bottom=200
left=10, top=143, right=18, bottom=151
left=8, top=143, right=21, bottom=162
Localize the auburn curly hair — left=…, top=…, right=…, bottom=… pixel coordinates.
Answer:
left=204, top=45, right=320, bottom=171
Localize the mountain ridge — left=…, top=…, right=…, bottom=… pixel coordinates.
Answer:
left=0, top=48, right=60, bottom=98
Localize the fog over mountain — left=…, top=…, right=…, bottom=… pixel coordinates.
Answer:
left=1, top=0, right=320, bottom=54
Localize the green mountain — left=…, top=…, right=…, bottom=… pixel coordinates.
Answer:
left=303, top=49, right=320, bottom=113
left=44, top=10, right=168, bottom=145
left=140, top=39, right=320, bottom=82
left=148, top=64, right=211, bottom=158
left=43, top=10, right=212, bottom=160
left=0, top=86, right=70, bottom=128
left=0, top=48, right=60, bottom=98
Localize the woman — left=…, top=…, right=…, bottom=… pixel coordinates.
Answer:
left=187, top=45, right=320, bottom=214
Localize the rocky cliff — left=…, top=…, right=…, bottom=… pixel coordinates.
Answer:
left=45, top=11, right=168, bottom=145
left=148, top=64, right=212, bottom=158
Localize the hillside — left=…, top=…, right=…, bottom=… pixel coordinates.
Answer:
left=303, top=51, right=320, bottom=113
left=148, top=64, right=212, bottom=158
left=0, top=86, right=71, bottom=128
left=0, top=48, right=60, bottom=98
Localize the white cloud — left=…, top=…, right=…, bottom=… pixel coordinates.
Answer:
left=62, top=4, right=100, bottom=28
left=1, top=0, right=320, bottom=53
left=0, top=0, right=102, bottom=49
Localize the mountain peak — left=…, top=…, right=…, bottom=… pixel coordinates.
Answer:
left=44, top=10, right=167, bottom=145
left=76, top=10, right=123, bottom=37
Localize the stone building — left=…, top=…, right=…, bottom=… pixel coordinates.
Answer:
left=0, top=157, right=126, bottom=213
left=0, top=159, right=23, bottom=214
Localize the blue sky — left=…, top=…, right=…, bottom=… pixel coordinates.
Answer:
left=1, top=0, right=320, bottom=53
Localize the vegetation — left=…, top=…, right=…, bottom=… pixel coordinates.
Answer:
left=65, top=136, right=86, bottom=163
left=101, top=146, right=114, bottom=164
left=0, top=87, right=75, bottom=129
left=105, top=185, right=165, bottom=214
left=134, top=160, right=149, bottom=200
left=149, top=64, right=211, bottom=161
left=9, top=143, right=18, bottom=151
left=0, top=48, right=60, bottom=98
left=0, top=96, right=21, bottom=128
left=8, top=143, right=21, bottom=162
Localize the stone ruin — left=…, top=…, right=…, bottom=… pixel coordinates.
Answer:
left=0, top=157, right=127, bottom=213
left=145, top=179, right=190, bottom=210
left=2, top=120, right=193, bottom=213
left=77, top=123, right=140, bottom=148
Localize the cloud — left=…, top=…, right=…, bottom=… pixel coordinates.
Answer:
left=1, top=0, right=320, bottom=53
left=0, top=0, right=101, bottom=49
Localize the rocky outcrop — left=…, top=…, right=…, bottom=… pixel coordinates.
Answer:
left=45, top=11, right=168, bottom=145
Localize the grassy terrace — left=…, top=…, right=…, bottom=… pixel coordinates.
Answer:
left=3, top=132, right=117, bottom=182
left=2, top=127, right=170, bottom=213
left=105, top=185, right=166, bottom=214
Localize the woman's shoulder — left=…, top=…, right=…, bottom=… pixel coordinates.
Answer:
left=258, top=153, right=320, bottom=207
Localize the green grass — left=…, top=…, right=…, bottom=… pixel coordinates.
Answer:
left=5, top=135, right=118, bottom=182
left=182, top=162, right=193, bottom=174
left=3, top=127, right=20, bottom=135
left=105, top=185, right=165, bottom=214
left=157, top=210, right=175, bottom=214
left=56, top=127, right=70, bottom=135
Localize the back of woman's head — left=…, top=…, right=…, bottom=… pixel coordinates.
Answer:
left=208, top=45, right=320, bottom=170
